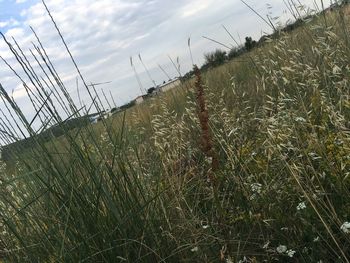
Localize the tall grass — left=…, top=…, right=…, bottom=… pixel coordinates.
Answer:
left=0, top=1, right=349, bottom=262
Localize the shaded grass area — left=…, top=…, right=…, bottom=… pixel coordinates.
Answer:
left=0, top=3, right=349, bottom=263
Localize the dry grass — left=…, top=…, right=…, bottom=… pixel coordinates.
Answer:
left=0, top=4, right=349, bottom=263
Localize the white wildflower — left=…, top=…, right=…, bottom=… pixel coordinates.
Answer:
left=276, top=245, right=287, bottom=254
left=332, top=65, right=341, bottom=74
left=238, top=256, right=248, bottom=263
left=287, top=249, right=296, bottom=257
left=334, top=138, right=343, bottom=146
left=249, top=193, right=256, bottom=201
left=226, top=256, right=233, bottom=263
left=340, top=222, right=350, bottom=234
left=295, top=117, right=306, bottom=123
left=263, top=241, right=270, bottom=249
left=191, top=246, right=198, bottom=252
left=297, top=201, right=306, bottom=211
left=251, top=183, right=262, bottom=194
left=202, top=224, right=210, bottom=229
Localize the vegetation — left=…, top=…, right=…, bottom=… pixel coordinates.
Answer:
left=1, top=115, right=93, bottom=161
left=147, top=87, right=156, bottom=94
left=119, top=100, right=135, bottom=111
left=203, top=49, right=227, bottom=69
left=0, top=2, right=350, bottom=263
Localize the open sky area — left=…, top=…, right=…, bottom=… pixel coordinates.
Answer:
left=0, top=0, right=331, bottom=119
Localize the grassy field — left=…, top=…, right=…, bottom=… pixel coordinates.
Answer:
left=0, top=3, right=350, bottom=263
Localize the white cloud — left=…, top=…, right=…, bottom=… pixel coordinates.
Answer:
left=181, top=0, right=214, bottom=18
left=5, top=27, right=25, bottom=38
left=0, top=21, right=8, bottom=28
left=0, top=18, right=20, bottom=28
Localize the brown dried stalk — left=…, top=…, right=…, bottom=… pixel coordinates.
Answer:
left=193, top=66, right=226, bottom=253
left=193, top=65, right=219, bottom=172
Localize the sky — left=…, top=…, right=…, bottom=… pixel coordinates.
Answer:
left=0, top=0, right=331, bottom=135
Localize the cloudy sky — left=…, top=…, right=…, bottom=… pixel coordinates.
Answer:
left=0, top=0, right=329, bottom=130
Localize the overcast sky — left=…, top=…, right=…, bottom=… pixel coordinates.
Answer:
left=0, top=0, right=330, bottom=130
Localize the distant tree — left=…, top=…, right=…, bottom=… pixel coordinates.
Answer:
left=203, top=49, right=227, bottom=68
left=282, top=19, right=304, bottom=33
left=227, top=46, right=245, bottom=60
left=147, top=87, right=156, bottom=94
left=245, top=36, right=257, bottom=51
left=181, top=69, right=195, bottom=81
left=120, top=100, right=135, bottom=111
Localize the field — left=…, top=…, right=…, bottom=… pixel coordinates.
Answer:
left=0, top=3, right=350, bottom=263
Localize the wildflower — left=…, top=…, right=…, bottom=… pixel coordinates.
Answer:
left=202, top=224, right=210, bottom=229
left=191, top=246, right=198, bottom=252
left=340, top=222, right=350, bottom=233
left=295, top=117, right=306, bottom=123
left=287, top=249, right=296, bottom=257
left=226, top=256, right=233, bottom=263
left=297, top=201, right=306, bottom=210
left=251, top=183, right=262, bottom=194
left=332, top=65, right=341, bottom=74
left=334, top=138, right=343, bottom=146
left=238, top=256, right=248, bottom=263
left=249, top=194, right=256, bottom=201
left=276, top=245, right=287, bottom=254
left=263, top=241, right=270, bottom=249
